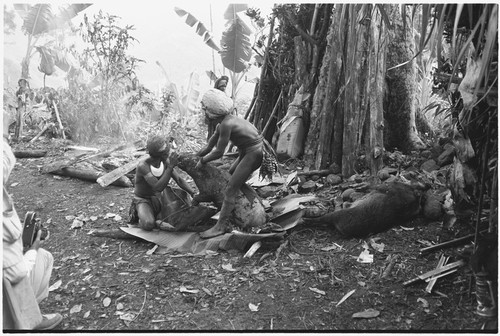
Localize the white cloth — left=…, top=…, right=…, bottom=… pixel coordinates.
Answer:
left=3, top=139, right=53, bottom=302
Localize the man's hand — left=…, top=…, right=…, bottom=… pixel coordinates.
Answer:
left=167, top=152, right=178, bottom=167
left=29, top=229, right=45, bottom=251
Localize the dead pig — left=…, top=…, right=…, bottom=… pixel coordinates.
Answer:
left=176, top=153, right=267, bottom=231
left=302, top=182, right=423, bottom=238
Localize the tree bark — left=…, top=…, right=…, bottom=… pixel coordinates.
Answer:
left=367, top=6, right=388, bottom=174
left=385, top=5, right=424, bottom=152
left=342, top=5, right=371, bottom=176
left=305, top=5, right=347, bottom=170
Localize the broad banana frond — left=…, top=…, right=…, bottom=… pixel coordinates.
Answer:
left=21, top=4, right=53, bottom=36
left=220, top=16, right=253, bottom=73
left=18, top=3, right=91, bottom=37
left=223, top=4, right=248, bottom=20
left=174, top=7, right=221, bottom=52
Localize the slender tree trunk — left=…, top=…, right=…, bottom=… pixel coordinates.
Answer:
left=367, top=6, right=388, bottom=174
left=385, top=5, right=424, bottom=152
left=342, top=5, right=371, bottom=176
left=305, top=5, right=347, bottom=170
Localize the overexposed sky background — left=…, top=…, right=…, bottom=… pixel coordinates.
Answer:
left=3, top=1, right=274, bottom=99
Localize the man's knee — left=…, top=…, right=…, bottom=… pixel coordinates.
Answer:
left=139, top=219, right=156, bottom=231
left=37, top=248, right=53, bottom=269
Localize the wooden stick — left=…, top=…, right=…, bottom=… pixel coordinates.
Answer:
left=425, top=254, right=448, bottom=293
left=52, top=103, right=65, bottom=139
left=96, top=155, right=147, bottom=187
left=261, top=90, right=283, bottom=135
left=420, top=230, right=489, bottom=254
left=30, top=122, right=53, bottom=143
left=297, top=169, right=335, bottom=177
left=403, top=260, right=465, bottom=286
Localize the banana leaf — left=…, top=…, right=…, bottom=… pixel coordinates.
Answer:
left=223, top=4, right=248, bottom=20
left=174, top=7, right=221, bottom=51
left=19, top=3, right=91, bottom=36
left=220, top=16, right=252, bottom=73
left=36, top=46, right=55, bottom=76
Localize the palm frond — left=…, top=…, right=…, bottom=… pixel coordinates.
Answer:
left=220, top=16, right=252, bottom=73
left=174, top=7, right=221, bottom=51
left=223, top=4, right=248, bottom=21
left=22, top=4, right=53, bottom=36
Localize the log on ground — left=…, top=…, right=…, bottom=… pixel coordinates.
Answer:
left=13, top=150, right=47, bottom=158
left=51, top=167, right=133, bottom=187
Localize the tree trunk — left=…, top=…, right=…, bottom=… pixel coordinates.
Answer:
left=305, top=5, right=347, bottom=170
left=385, top=5, right=424, bottom=152
left=342, top=5, right=371, bottom=177
left=367, top=6, right=389, bottom=174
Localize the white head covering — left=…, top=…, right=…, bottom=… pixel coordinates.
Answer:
left=201, top=88, right=233, bottom=119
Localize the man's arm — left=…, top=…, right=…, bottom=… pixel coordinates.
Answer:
left=199, top=122, right=231, bottom=164
left=171, top=169, right=195, bottom=197
left=197, top=124, right=220, bottom=157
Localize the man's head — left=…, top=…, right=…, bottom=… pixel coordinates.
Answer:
left=214, top=76, right=228, bottom=92
left=147, top=135, right=170, bottom=158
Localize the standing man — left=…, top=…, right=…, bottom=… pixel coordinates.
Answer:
left=131, top=135, right=195, bottom=231
left=207, top=76, right=230, bottom=141
left=195, top=90, right=278, bottom=238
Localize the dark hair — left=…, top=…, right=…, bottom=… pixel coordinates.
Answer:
left=147, top=135, right=169, bottom=157
left=214, top=76, right=229, bottom=89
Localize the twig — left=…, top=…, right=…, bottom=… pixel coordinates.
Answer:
left=381, top=254, right=399, bottom=279
left=131, top=290, right=147, bottom=322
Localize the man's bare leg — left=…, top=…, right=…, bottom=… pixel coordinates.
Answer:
left=200, top=200, right=234, bottom=238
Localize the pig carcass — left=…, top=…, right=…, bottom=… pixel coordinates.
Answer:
left=302, top=182, right=424, bottom=238
left=177, top=153, right=267, bottom=231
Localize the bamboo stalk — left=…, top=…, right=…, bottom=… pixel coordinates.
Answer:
left=261, top=91, right=283, bottom=135
left=52, top=103, right=65, bottom=139
left=30, top=122, right=53, bottom=143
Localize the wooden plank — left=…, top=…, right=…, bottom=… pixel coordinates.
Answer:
left=96, top=155, right=147, bottom=187
left=403, top=260, right=465, bottom=286
left=52, top=167, right=132, bottom=187
left=425, top=255, right=448, bottom=293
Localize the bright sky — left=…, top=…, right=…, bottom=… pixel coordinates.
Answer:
left=3, top=1, right=273, bottom=99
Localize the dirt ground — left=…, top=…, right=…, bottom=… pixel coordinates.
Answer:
left=6, top=137, right=496, bottom=332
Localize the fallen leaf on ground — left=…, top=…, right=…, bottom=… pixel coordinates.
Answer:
left=146, top=245, right=158, bottom=255
left=116, top=302, right=124, bottom=310
left=369, top=238, right=385, bottom=252
left=70, top=304, right=82, bottom=314
left=249, top=303, right=260, bottom=312
left=417, top=297, right=429, bottom=308
left=309, top=287, right=326, bottom=295
left=356, top=249, right=373, bottom=263
left=336, top=289, right=356, bottom=306
left=352, top=308, right=380, bottom=319
left=71, top=218, right=84, bottom=229
left=222, top=263, right=237, bottom=272
left=120, top=313, right=135, bottom=321
left=180, top=286, right=199, bottom=294
left=48, top=279, right=62, bottom=292
left=83, top=311, right=90, bottom=318
left=103, top=297, right=111, bottom=307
